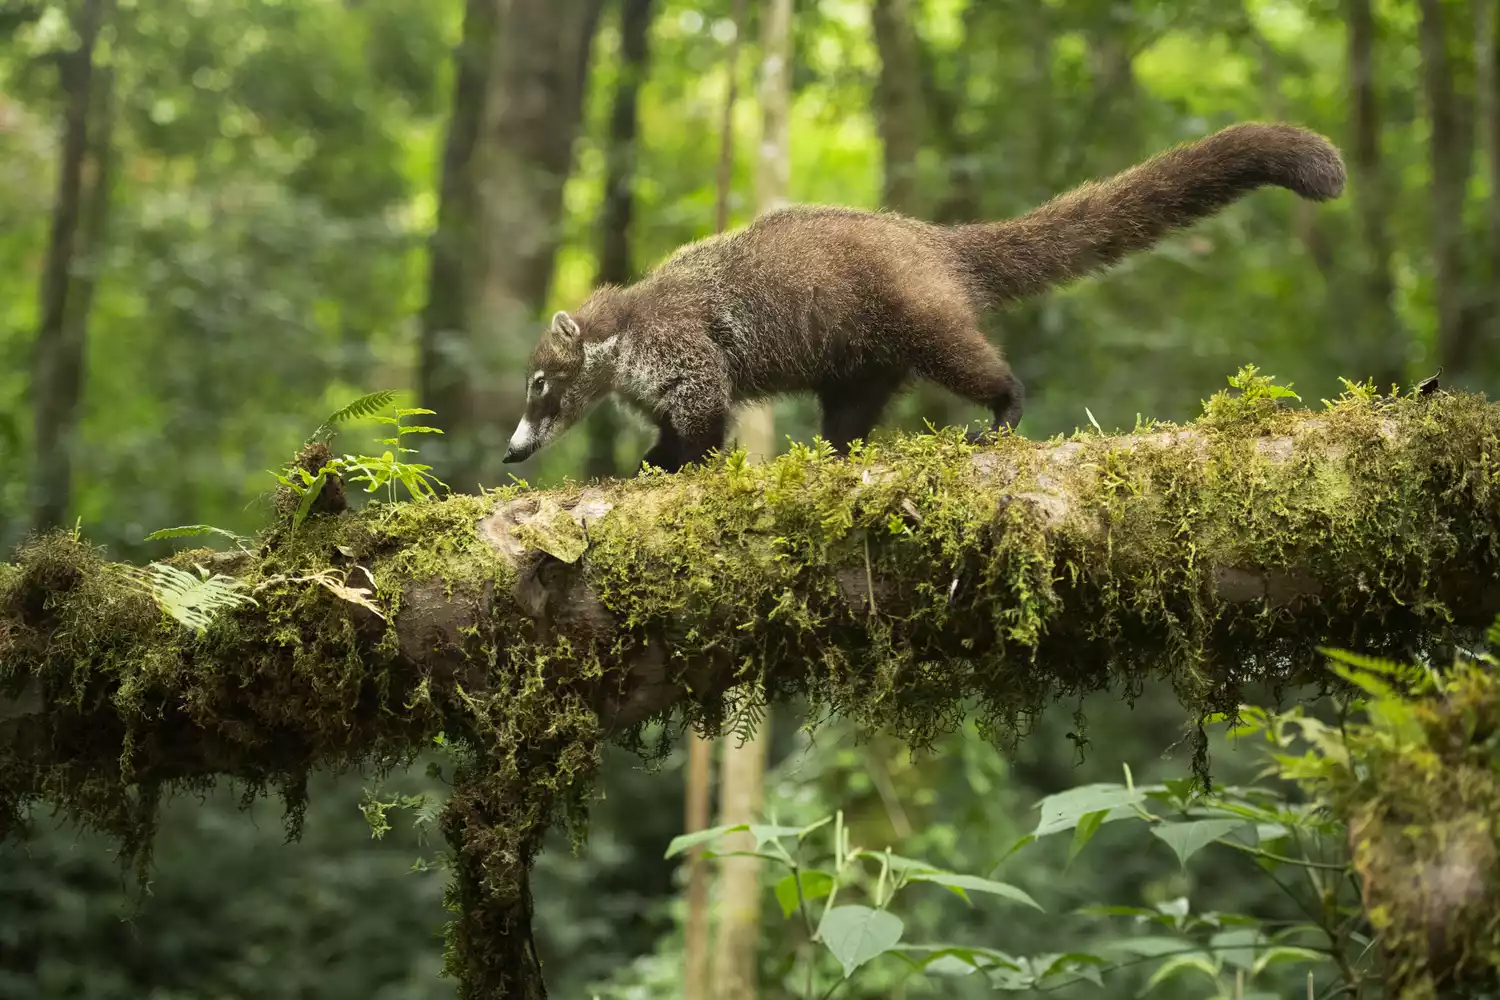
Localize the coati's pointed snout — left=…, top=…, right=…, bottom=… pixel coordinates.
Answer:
left=504, top=415, right=547, bottom=463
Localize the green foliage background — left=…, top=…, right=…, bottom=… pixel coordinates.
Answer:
left=1, top=0, right=1496, bottom=996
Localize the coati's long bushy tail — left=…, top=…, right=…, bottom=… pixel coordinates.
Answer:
left=947, top=123, right=1346, bottom=306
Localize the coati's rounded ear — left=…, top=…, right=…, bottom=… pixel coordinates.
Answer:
left=550, top=310, right=582, bottom=342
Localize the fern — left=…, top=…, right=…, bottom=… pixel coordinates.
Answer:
left=123, top=563, right=258, bottom=635
left=326, top=389, right=398, bottom=426
left=144, top=524, right=253, bottom=546
left=310, top=389, right=399, bottom=441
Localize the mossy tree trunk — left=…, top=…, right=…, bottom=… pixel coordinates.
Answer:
left=3, top=390, right=1500, bottom=997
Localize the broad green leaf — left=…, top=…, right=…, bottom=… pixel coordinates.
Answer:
left=749, top=824, right=804, bottom=848
left=1251, top=946, right=1328, bottom=976
left=1035, top=951, right=1109, bottom=988
left=1033, top=783, right=1153, bottom=837
left=1142, top=953, right=1220, bottom=992
left=773, top=870, right=833, bottom=918
left=1155, top=897, right=1192, bottom=929
left=1210, top=927, right=1262, bottom=969
left=1070, top=809, right=1108, bottom=862
left=895, top=945, right=1020, bottom=975
left=819, top=905, right=904, bottom=978
left=293, top=471, right=327, bottom=530
left=1102, top=936, right=1195, bottom=958
left=991, top=833, right=1035, bottom=869
left=1150, top=820, right=1245, bottom=868
left=905, top=872, right=1042, bottom=910
left=664, top=824, right=747, bottom=858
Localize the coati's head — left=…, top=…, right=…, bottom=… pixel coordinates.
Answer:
left=503, top=309, right=617, bottom=464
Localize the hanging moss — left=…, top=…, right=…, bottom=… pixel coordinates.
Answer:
left=1, top=380, right=1497, bottom=996
left=1313, top=660, right=1500, bottom=997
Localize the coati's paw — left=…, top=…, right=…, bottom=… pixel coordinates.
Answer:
left=964, top=426, right=998, bottom=446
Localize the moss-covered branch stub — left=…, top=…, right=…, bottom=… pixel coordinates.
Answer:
left=0, top=387, right=1497, bottom=995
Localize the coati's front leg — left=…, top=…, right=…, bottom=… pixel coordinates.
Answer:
left=638, top=390, right=731, bottom=474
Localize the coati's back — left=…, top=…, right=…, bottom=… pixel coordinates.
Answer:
left=643, top=122, right=1345, bottom=393
left=646, top=207, right=967, bottom=396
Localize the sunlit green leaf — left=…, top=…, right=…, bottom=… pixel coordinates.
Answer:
left=905, top=872, right=1042, bottom=910
left=1150, top=820, right=1245, bottom=869
left=773, top=870, right=833, bottom=918
left=819, top=905, right=904, bottom=978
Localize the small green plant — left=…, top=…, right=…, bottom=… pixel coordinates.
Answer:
left=665, top=812, right=1049, bottom=997
left=1201, top=364, right=1302, bottom=422
left=119, top=562, right=258, bottom=635
left=274, top=392, right=450, bottom=530
left=143, top=524, right=256, bottom=550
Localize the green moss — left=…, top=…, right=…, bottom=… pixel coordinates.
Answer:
left=2, top=379, right=1497, bottom=996
left=1307, top=659, right=1500, bottom=997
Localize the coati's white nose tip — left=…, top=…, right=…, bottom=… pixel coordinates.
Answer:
left=503, top=418, right=536, bottom=463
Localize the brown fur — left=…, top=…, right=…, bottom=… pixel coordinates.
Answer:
left=503, top=122, right=1346, bottom=473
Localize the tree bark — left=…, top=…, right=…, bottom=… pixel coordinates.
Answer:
left=449, top=0, right=604, bottom=491
left=5, top=393, right=1500, bottom=997
left=585, top=0, right=656, bottom=482
left=1346, top=0, right=1406, bottom=391
left=682, top=731, right=714, bottom=1000
left=419, top=0, right=496, bottom=485
left=29, top=0, right=110, bottom=535
left=712, top=723, right=767, bottom=1000
left=1417, top=0, right=1480, bottom=376
left=872, top=0, right=924, bottom=216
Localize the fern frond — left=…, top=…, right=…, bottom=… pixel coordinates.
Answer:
left=326, top=390, right=398, bottom=425
left=123, top=563, right=257, bottom=635
left=145, top=524, right=252, bottom=545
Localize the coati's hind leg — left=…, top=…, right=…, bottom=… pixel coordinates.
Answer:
left=912, top=324, right=1024, bottom=438
left=818, top=373, right=903, bottom=453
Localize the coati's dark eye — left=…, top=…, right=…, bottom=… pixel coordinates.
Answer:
left=532, top=374, right=546, bottom=393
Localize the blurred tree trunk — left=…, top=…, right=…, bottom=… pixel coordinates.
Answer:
left=684, top=2, right=748, bottom=996
left=875, top=0, right=960, bottom=434
left=733, top=0, right=790, bottom=466
left=1416, top=0, right=1480, bottom=376
left=30, top=0, right=110, bottom=535
left=585, top=0, right=655, bottom=482
left=920, top=0, right=983, bottom=224
left=717, top=3, right=780, bottom=996
left=1345, top=0, right=1406, bottom=390
left=1479, top=0, right=1500, bottom=351
left=419, top=0, right=496, bottom=485
left=872, top=0, right=924, bottom=215
left=471, top=0, right=605, bottom=488
left=423, top=0, right=604, bottom=493
left=712, top=728, right=767, bottom=1000
left=682, top=732, right=714, bottom=1000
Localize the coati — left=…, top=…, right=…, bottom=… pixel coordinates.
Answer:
left=502, top=122, right=1346, bottom=473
